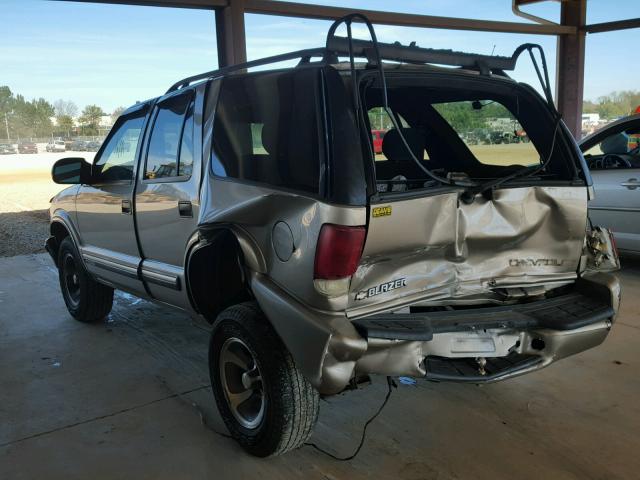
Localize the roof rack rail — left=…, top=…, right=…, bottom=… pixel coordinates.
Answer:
left=166, top=47, right=327, bottom=93
left=167, top=18, right=551, bottom=108
left=166, top=40, right=521, bottom=94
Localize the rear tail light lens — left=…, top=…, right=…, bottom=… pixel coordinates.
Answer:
left=314, top=224, right=366, bottom=280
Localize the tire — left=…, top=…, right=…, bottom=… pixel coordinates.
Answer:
left=57, top=237, right=114, bottom=323
left=209, top=302, right=319, bottom=457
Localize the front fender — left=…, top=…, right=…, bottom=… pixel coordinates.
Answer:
left=49, top=210, right=87, bottom=270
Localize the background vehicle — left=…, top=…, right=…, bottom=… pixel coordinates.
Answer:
left=581, top=113, right=640, bottom=254
left=46, top=16, right=620, bottom=458
left=0, top=143, right=17, bottom=154
left=84, top=140, right=101, bottom=152
left=17, top=141, right=37, bottom=154
left=46, top=140, right=66, bottom=152
left=70, top=140, right=87, bottom=151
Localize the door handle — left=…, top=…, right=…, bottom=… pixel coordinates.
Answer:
left=178, top=201, right=193, bottom=218
left=121, top=199, right=132, bottom=214
left=620, top=178, right=640, bottom=190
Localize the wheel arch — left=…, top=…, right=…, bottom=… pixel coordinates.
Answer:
left=185, top=225, right=266, bottom=322
left=48, top=212, right=84, bottom=268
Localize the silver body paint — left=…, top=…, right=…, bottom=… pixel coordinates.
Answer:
left=49, top=68, right=621, bottom=395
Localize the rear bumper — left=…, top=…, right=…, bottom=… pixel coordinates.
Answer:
left=353, top=273, right=619, bottom=384
left=251, top=272, right=620, bottom=394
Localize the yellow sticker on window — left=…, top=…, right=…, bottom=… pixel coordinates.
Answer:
left=372, top=206, right=392, bottom=218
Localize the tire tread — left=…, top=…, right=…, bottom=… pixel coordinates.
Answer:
left=210, top=301, right=319, bottom=457
left=58, top=237, right=113, bottom=323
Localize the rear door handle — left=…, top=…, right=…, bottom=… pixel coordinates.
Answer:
left=121, top=199, right=132, bottom=214
left=620, top=178, right=640, bottom=189
left=178, top=201, right=193, bottom=217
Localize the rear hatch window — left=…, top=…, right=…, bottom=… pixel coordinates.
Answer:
left=361, top=75, right=577, bottom=193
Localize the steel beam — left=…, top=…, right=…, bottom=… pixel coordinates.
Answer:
left=59, top=0, right=226, bottom=9
left=555, top=0, right=586, bottom=138
left=585, top=18, right=640, bottom=34
left=244, top=0, right=575, bottom=35
left=57, top=0, right=576, bottom=35
left=215, top=0, right=247, bottom=66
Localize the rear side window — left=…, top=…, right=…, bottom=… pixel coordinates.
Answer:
left=212, top=69, right=322, bottom=194
left=145, top=92, right=194, bottom=180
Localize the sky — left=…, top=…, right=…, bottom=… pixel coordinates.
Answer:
left=1, top=0, right=638, bottom=114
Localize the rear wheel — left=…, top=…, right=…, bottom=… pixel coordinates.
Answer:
left=58, top=237, right=113, bottom=323
left=209, top=302, right=319, bottom=457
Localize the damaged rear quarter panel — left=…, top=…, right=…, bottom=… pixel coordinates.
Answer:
left=348, top=186, right=588, bottom=316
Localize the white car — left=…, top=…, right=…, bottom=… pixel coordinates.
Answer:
left=46, top=140, right=66, bottom=152
left=580, top=113, right=640, bottom=254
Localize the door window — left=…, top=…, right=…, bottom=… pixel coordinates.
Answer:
left=145, top=93, right=194, bottom=180
left=584, top=126, right=640, bottom=170
left=93, top=111, right=146, bottom=183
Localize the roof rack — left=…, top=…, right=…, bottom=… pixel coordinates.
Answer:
left=167, top=13, right=556, bottom=192
left=166, top=30, right=549, bottom=95
left=166, top=47, right=327, bottom=93
left=326, top=36, right=520, bottom=74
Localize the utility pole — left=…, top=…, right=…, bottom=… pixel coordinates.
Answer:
left=4, top=113, right=9, bottom=141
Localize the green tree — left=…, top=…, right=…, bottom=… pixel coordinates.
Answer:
left=57, top=115, right=75, bottom=137
left=8, top=95, right=54, bottom=139
left=79, top=104, right=105, bottom=135
left=583, top=90, right=640, bottom=119
left=0, top=86, right=14, bottom=140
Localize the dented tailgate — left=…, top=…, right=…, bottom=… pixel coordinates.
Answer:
left=347, top=186, right=588, bottom=317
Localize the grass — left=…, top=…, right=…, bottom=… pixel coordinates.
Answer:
left=375, top=142, right=541, bottom=167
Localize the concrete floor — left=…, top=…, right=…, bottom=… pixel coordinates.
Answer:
left=1, top=254, right=639, bottom=480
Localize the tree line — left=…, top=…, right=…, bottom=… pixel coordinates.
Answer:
left=369, top=90, right=640, bottom=133
left=0, top=86, right=125, bottom=141
left=583, top=90, right=640, bottom=119
left=2, top=84, right=638, bottom=142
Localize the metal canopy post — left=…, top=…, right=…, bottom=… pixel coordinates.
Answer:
left=215, top=0, right=247, bottom=67
left=555, top=0, right=587, bottom=138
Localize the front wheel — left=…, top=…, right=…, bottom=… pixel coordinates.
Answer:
left=209, top=302, right=319, bottom=457
left=57, top=237, right=114, bottom=323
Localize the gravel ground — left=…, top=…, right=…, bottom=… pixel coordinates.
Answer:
left=0, top=151, right=95, bottom=257
left=0, top=172, right=68, bottom=257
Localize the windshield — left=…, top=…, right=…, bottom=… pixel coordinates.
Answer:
left=362, top=76, right=576, bottom=193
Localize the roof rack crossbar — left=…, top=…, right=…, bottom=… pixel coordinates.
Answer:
left=166, top=47, right=327, bottom=93
left=327, top=36, right=519, bottom=72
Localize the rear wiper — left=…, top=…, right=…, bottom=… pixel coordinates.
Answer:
left=460, top=115, right=562, bottom=204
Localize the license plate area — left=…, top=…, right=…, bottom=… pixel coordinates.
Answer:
left=451, top=337, right=496, bottom=354
left=423, top=330, right=521, bottom=358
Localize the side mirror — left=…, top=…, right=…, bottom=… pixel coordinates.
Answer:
left=51, top=157, right=92, bottom=184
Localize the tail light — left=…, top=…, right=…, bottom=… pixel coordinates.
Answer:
left=313, top=224, right=366, bottom=296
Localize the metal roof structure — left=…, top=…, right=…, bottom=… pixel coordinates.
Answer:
left=56, top=0, right=640, bottom=138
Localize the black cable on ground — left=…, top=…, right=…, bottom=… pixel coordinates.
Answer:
left=304, top=376, right=397, bottom=461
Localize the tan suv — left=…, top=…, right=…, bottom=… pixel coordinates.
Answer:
left=47, top=15, right=620, bottom=457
